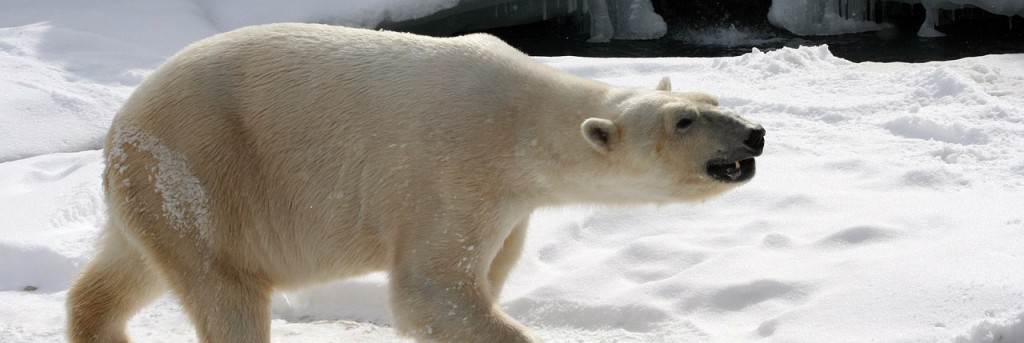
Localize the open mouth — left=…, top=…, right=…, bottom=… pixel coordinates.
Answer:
left=706, top=158, right=756, bottom=183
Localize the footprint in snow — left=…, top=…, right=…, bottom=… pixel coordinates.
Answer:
left=761, top=233, right=794, bottom=249
left=883, top=115, right=988, bottom=145
left=503, top=298, right=670, bottom=333
left=611, top=239, right=709, bottom=283
left=681, top=279, right=808, bottom=312
left=815, top=225, right=899, bottom=248
left=757, top=318, right=779, bottom=337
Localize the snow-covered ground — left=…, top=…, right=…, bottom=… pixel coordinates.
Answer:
left=3, top=2, right=1024, bottom=343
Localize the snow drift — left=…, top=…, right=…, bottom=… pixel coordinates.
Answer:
left=0, top=0, right=664, bottom=161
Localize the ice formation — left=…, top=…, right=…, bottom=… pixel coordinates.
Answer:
left=203, top=0, right=665, bottom=43
left=768, top=0, right=889, bottom=36
left=588, top=0, right=667, bottom=41
left=768, top=0, right=1024, bottom=37
left=381, top=0, right=667, bottom=43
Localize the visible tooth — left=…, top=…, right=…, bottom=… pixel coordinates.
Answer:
left=734, top=161, right=741, bottom=169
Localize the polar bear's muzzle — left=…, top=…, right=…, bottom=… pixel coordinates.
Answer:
left=707, top=158, right=757, bottom=183
left=706, top=126, right=765, bottom=183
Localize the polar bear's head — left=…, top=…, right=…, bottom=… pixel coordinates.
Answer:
left=579, top=77, right=765, bottom=202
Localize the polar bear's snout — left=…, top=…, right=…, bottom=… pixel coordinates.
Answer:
left=744, top=125, right=766, bottom=156
left=706, top=123, right=765, bottom=183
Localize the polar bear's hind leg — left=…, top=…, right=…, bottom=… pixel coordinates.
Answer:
left=66, top=225, right=165, bottom=343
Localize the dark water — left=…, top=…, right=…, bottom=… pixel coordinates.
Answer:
left=482, top=12, right=1024, bottom=63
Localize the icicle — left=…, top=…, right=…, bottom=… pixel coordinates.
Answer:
left=869, top=0, right=874, bottom=22
left=830, top=0, right=838, bottom=21
left=918, top=7, right=945, bottom=37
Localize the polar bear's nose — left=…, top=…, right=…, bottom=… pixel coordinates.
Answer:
left=744, top=126, right=766, bottom=155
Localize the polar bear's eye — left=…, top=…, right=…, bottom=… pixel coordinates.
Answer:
left=675, top=118, right=694, bottom=132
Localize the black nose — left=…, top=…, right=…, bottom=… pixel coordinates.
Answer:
left=744, top=126, right=765, bottom=155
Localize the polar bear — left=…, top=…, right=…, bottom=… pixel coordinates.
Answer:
left=67, top=23, right=764, bottom=343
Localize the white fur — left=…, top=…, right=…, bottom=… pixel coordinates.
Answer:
left=67, top=23, right=759, bottom=343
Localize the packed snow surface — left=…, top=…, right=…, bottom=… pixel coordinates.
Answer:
left=2, top=1, right=1024, bottom=343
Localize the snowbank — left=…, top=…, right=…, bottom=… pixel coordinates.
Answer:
left=954, top=310, right=1024, bottom=343
left=0, top=0, right=666, bottom=161
left=0, top=0, right=216, bottom=161
left=0, top=150, right=104, bottom=293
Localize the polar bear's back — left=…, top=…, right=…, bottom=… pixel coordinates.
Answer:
left=112, top=23, right=543, bottom=174
left=127, top=23, right=532, bottom=123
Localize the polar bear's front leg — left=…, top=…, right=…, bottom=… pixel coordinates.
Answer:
left=389, top=222, right=539, bottom=343
left=488, top=220, right=528, bottom=300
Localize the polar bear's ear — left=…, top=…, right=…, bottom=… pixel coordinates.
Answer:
left=581, top=118, right=618, bottom=153
left=655, top=76, right=672, bottom=91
